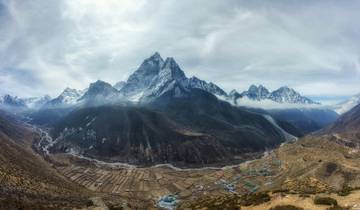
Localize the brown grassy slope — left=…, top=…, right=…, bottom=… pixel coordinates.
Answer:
left=323, top=104, right=360, bottom=147
left=0, top=110, right=90, bottom=209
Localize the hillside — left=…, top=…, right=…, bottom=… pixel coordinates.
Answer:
left=179, top=103, right=360, bottom=209
left=47, top=88, right=293, bottom=167
left=0, top=110, right=90, bottom=209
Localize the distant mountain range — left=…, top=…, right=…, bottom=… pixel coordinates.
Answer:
left=0, top=52, right=345, bottom=166
left=228, top=85, right=319, bottom=106
left=0, top=53, right=359, bottom=208
left=1, top=52, right=324, bottom=111
left=0, top=94, right=51, bottom=109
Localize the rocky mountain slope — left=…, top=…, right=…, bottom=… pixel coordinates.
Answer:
left=50, top=106, right=231, bottom=166
left=268, top=108, right=339, bottom=134
left=49, top=89, right=292, bottom=166
left=45, top=85, right=299, bottom=167
left=325, top=103, right=360, bottom=148
left=149, top=88, right=292, bottom=147
left=329, top=104, right=360, bottom=132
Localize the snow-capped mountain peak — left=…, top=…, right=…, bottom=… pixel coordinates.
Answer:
left=43, top=87, right=85, bottom=108
left=117, top=53, right=231, bottom=102
left=139, top=57, right=187, bottom=102
left=60, top=88, right=83, bottom=103
left=269, top=86, right=317, bottom=104
left=79, top=80, right=119, bottom=101
left=120, top=52, right=165, bottom=97
left=242, top=84, right=270, bottom=101
left=228, top=85, right=319, bottom=107
left=149, top=52, right=163, bottom=62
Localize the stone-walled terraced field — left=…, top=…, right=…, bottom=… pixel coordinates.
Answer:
left=49, top=151, right=285, bottom=208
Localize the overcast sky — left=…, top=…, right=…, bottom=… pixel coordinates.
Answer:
left=0, top=0, right=359, bottom=104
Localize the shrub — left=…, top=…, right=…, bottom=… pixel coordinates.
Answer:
left=326, top=206, right=346, bottom=210
left=314, top=196, right=338, bottom=206
left=109, top=205, right=124, bottom=210
left=86, top=200, right=94, bottom=207
left=241, top=192, right=271, bottom=206
left=337, top=186, right=351, bottom=196
left=269, top=205, right=304, bottom=210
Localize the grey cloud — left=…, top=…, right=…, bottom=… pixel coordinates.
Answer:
left=0, top=0, right=359, bottom=101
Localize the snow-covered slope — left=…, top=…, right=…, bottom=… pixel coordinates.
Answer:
left=140, top=57, right=187, bottom=102
left=333, top=93, right=360, bottom=114
left=184, top=76, right=227, bottom=97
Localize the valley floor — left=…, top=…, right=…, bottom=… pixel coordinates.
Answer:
left=35, top=134, right=360, bottom=209
left=2, top=120, right=360, bottom=209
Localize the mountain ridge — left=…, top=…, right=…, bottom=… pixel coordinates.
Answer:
left=229, top=85, right=319, bottom=106
left=1, top=53, right=321, bottom=110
